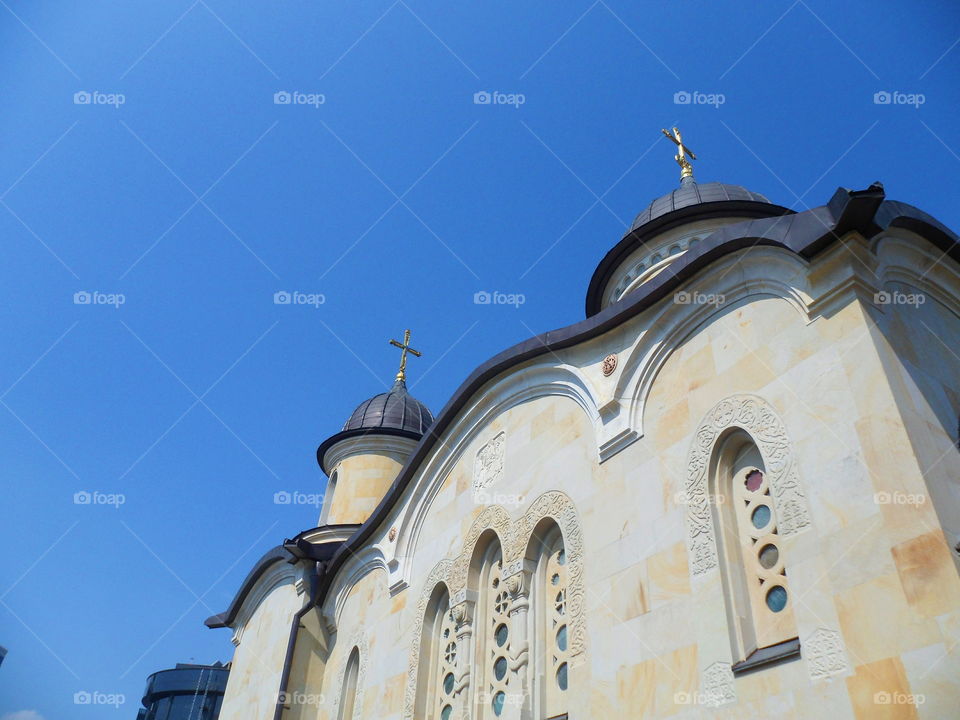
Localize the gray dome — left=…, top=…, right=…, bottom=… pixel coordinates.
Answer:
left=628, top=181, right=771, bottom=233
left=342, top=379, right=434, bottom=436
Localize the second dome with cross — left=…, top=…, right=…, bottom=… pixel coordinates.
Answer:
left=314, top=330, right=435, bottom=529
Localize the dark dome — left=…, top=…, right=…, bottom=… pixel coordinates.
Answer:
left=628, top=181, right=771, bottom=234
left=341, top=380, right=434, bottom=436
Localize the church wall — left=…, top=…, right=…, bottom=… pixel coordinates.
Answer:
left=296, top=237, right=960, bottom=719
left=219, top=581, right=300, bottom=720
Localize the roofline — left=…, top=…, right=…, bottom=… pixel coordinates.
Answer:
left=312, top=182, right=958, bottom=610
left=316, top=426, right=425, bottom=476
left=204, top=524, right=360, bottom=629
left=585, top=198, right=794, bottom=317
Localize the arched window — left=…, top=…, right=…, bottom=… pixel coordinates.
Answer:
left=534, top=525, right=569, bottom=719
left=415, top=587, right=457, bottom=720
left=338, top=646, right=360, bottom=720
left=476, top=541, right=511, bottom=719
left=712, top=432, right=798, bottom=667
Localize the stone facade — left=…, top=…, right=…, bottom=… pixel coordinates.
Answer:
left=207, top=185, right=960, bottom=719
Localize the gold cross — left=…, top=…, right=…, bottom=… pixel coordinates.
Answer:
left=389, top=329, right=422, bottom=384
left=661, top=126, right=697, bottom=181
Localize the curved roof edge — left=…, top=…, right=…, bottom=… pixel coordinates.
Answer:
left=317, top=426, right=425, bottom=476
left=205, top=545, right=291, bottom=628
left=205, top=524, right=360, bottom=629
left=312, top=182, right=958, bottom=609
left=586, top=197, right=794, bottom=317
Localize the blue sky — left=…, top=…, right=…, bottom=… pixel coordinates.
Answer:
left=1, top=1, right=958, bottom=716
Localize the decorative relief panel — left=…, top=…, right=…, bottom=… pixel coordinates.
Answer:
left=684, top=395, right=812, bottom=576
left=473, top=431, right=505, bottom=492
left=805, top=628, right=850, bottom=681
left=702, top=661, right=736, bottom=707
left=403, top=493, right=588, bottom=719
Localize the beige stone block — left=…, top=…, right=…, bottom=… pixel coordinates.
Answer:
left=792, top=677, right=857, bottom=719
left=836, top=573, right=943, bottom=666
left=901, top=641, right=960, bottom=720
left=616, top=657, right=656, bottom=716
left=646, top=541, right=691, bottom=610
left=654, top=643, right=698, bottom=716
left=845, top=656, right=918, bottom=720
left=599, top=561, right=648, bottom=622
left=892, top=530, right=960, bottom=619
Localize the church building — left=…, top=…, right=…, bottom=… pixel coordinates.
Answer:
left=203, top=129, right=960, bottom=719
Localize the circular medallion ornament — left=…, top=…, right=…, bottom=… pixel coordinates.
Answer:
left=388, top=526, right=397, bottom=542
left=601, top=353, right=618, bottom=376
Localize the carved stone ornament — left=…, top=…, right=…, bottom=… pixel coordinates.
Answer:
left=388, top=526, right=398, bottom=542
left=601, top=353, right=618, bottom=376
left=805, top=628, right=850, bottom=681
left=684, top=394, right=812, bottom=576
left=473, top=431, right=505, bottom=492
left=702, top=661, right=736, bottom=707
left=403, top=492, right=588, bottom=719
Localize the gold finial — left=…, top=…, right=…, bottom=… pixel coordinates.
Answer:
left=661, top=127, right=697, bottom=182
left=388, top=329, right=422, bottom=384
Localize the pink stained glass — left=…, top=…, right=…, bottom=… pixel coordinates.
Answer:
left=745, top=469, right=764, bottom=492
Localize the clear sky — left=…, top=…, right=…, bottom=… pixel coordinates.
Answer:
left=1, top=1, right=958, bottom=717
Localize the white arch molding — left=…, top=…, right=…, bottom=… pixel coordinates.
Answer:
left=683, top=394, right=812, bottom=576
left=390, top=366, right=601, bottom=592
